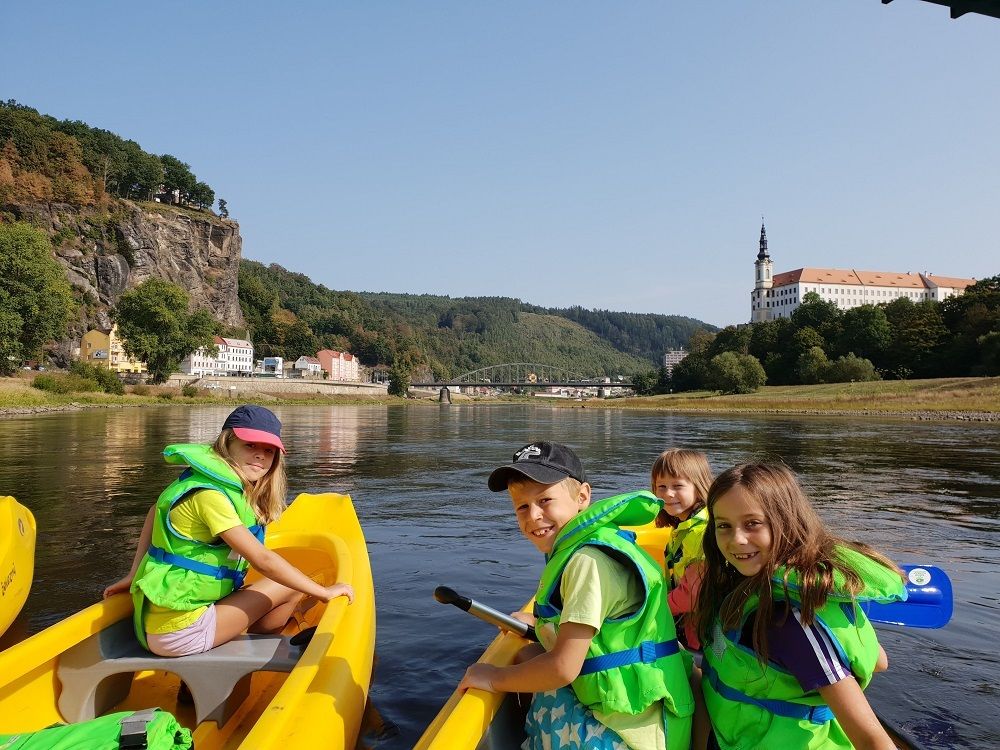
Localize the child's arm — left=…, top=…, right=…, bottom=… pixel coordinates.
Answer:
left=668, top=561, right=703, bottom=616
left=220, top=525, right=354, bottom=603
left=103, top=505, right=156, bottom=598
left=458, top=621, right=595, bottom=693
left=818, top=677, right=896, bottom=750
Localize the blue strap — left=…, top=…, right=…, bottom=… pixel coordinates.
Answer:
left=579, top=639, right=679, bottom=676
left=147, top=545, right=247, bottom=588
left=703, top=661, right=834, bottom=724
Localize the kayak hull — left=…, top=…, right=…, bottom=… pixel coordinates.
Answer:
left=0, top=492, right=375, bottom=750
left=0, top=496, right=36, bottom=636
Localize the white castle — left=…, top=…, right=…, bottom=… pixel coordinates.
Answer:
left=750, top=223, right=976, bottom=323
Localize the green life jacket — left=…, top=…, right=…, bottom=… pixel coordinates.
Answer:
left=0, top=709, right=192, bottom=750
left=130, top=444, right=263, bottom=649
left=533, top=491, right=695, bottom=719
left=665, top=506, right=708, bottom=589
left=702, top=547, right=907, bottom=750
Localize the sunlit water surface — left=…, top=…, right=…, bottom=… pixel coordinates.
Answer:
left=1, top=405, right=997, bottom=749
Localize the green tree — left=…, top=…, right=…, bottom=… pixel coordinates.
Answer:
left=825, top=353, right=880, bottom=383
left=706, top=352, right=766, bottom=394
left=836, top=305, right=892, bottom=365
left=940, top=275, right=1000, bottom=376
left=218, top=198, right=229, bottom=218
left=159, top=154, right=196, bottom=202
left=883, top=298, right=948, bottom=378
left=387, top=362, right=411, bottom=397
left=631, top=370, right=657, bottom=395
left=189, top=181, right=215, bottom=210
left=797, top=346, right=830, bottom=385
left=0, top=223, right=75, bottom=373
left=112, top=278, right=217, bottom=383
left=792, top=292, right=842, bottom=339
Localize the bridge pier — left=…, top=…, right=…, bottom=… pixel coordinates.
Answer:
left=438, top=386, right=452, bottom=404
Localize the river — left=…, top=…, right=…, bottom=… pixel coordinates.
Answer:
left=1, top=404, right=997, bottom=748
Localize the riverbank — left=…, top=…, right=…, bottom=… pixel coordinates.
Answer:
left=589, top=376, right=1000, bottom=421
left=0, top=375, right=403, bottom=416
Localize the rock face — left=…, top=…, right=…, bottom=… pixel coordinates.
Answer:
left=3, top=200, right=245, bottom=341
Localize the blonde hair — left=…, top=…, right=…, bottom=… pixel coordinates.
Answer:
left=508, top=475, right=583, bottom=499
left=692, top=462, right=903, bottom=663
left=212, top=428, right=287, bottom=523
left=650, top=449, right=713, bottom=528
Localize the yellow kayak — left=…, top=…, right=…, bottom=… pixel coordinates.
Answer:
left=0, top=496, right=36, bottom=636
left=413, top=524, right=671, bottom=750
left=0, top=492, right=375, bottom=749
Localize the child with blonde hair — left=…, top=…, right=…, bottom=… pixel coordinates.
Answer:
left=104, top=405, right=353, bottom=656
left=651, top=449, right=713, bottom=650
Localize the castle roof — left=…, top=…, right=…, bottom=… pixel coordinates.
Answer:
left=771, top=268, right=975, bottom=290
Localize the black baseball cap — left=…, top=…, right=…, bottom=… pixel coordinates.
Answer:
left=488, top=441, right=588, bottom=492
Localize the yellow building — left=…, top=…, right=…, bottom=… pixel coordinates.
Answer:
left=80, top=326, right=147, bottom=374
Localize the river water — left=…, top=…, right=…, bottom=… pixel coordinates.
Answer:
left=1, top=405, right=997, bottom=748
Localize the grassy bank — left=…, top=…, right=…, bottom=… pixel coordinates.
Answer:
left=599, top=377, right=1000, bottom=418
left=0, top=375, right=402, bottom=413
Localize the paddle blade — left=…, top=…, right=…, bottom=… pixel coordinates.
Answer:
left=863, top=565, right=953, bottom=629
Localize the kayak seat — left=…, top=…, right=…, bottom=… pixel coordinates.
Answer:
left=56, top=617, right=302, bottom=727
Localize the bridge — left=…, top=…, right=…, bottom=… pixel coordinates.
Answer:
left=410, top=363, right=632, bottom=388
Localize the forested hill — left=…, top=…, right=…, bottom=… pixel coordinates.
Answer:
left=239, top=261, right=715, bottom=379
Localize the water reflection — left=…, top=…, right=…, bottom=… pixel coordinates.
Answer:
left=1, top=405, right=997, bottom=748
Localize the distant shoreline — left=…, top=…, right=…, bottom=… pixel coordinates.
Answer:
left=4, top=375, right=998, bottom=423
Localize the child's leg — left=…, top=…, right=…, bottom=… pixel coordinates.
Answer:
left=213, top=579, right=304, bottom=646
left=689, top=664, right=709, bottom=750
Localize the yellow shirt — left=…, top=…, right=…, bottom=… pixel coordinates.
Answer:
left=144, top=489, right=244, bottom=634
left=537, top=547, right=666, bottom=750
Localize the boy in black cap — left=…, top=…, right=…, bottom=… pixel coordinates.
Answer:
left=460, top=442, right=694, bottom=750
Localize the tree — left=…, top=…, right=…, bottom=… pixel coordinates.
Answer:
left=112, top=278, right=217, bottom=383
left=0, top=223, right=75, bottom=374
left=706, top=352, right=766, bottom=394
left=792, top=292, right=842, bottom=342
left=825, top=353, right=880, bottom=383
left=159, top=154, right=196, bottom=202
left=189, top=181, right=215, bottom=210
left=836, top=305, right=891, bottom=365
left=218, top=198, right=229, bottom=218
left=797, top=346, right=830, bottom=385
left=387, top=362, right=411, bottom=396
left=883, top=298, right=948, bottom=378
left=631, top=370, right=657, bottom=395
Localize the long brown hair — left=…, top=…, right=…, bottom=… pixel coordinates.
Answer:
left=692, top=462, right=903, bottom=663
left=212, top=428, right=288, bottom=523
left=650, top=449, right=713, bottom=528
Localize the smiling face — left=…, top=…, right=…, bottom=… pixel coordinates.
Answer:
left=228, top=437, right=277, bottom=482
left=653, top=473, right=700, bottom=521
left=509, top=478, right=591, bottom=554
left=713, top=484, right=772, bottom=577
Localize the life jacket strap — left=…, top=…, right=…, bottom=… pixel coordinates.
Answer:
left=147, top=545, right=248, bottom=589
left=579, top=638, right=679, bottom=676
left=703, top=662, right=834, bottom=724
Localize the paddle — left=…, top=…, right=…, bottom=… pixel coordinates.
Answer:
left=436, top=563, right=954, bottom=634
left=862, top=564, right=953, bottom=629
left=433, top=585, right=539, bottom=642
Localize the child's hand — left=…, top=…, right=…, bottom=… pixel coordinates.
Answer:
left=324, top=583, right=354, bottom=604
left=103, top=576, right=132, bottom=599
left=458, top=663, right=499, bottom=693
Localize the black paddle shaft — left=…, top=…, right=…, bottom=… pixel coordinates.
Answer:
left=434, top=586, right=539, bottom=642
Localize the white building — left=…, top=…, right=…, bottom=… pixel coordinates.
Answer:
left=750, top=223, right=976, bottom=323
left=293, top=355, right=324, bottom=378
left=180, top=336, right=254, bottom=376
left=662, top=349, right=687, bottom=377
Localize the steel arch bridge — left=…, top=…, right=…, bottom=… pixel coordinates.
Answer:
left=411, top=363, right=625, bottom=388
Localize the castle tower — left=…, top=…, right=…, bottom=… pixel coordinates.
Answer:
left=751, top=221, right=774, bottom=323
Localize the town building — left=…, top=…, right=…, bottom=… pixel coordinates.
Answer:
left=180, top=336, right=254, bottom=376
left=662, top=349, right=687, bottom=377
left=79, top=326, right=147, bottom=374
left=293, top=355, right=324, bottom=378
left=317, top=349, right=360, bottom=382
left=750, top=223, right=976, bottom=323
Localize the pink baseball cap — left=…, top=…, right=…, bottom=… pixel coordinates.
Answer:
left=222, top=405, right=286, bottom=453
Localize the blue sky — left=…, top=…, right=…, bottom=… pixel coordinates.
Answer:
left=3, top=1, right=997, bottom=328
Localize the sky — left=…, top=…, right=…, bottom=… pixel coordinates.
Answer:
left=3, top=1, right=997, bottom=328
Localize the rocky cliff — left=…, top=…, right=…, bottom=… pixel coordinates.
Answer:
left=3, top=200, right=244, bottom=358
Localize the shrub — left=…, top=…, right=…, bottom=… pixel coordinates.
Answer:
left=182, top=384, right=197, bottom=398
left=706, top=352, right=767, bottom=394
left=70, top=361, right=124, bottom=394
left=131, top=384, right=150, bottom=396
left=158, top=392, right=174, bottom=400
left=32, top=372, right=99, bottom=393
left=824, top=353, right=880, bottom=383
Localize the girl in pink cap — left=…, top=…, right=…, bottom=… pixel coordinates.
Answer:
left=104, top=405, right=353, bottom=656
